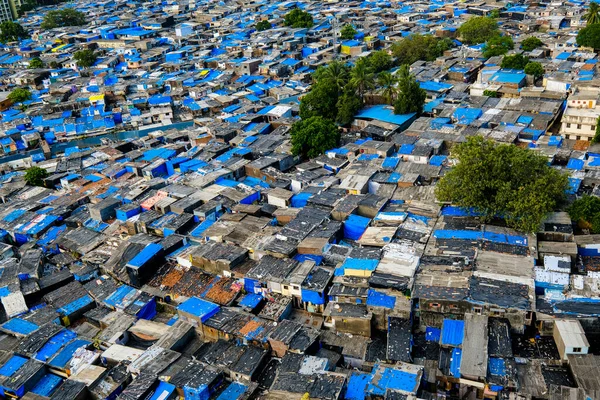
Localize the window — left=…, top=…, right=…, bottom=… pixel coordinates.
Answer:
left=576, top=136, right=581, bottom=141
left=573, top=347, right=582, bottom=353
left=567, top=123, right=571, bottom=128
left=593, top=126, right=596, bottom=131
left=283, top=285, right=288, bottom=290
left=430, top=303, right=440, bottom=309
left=577, top=124, right=582, bottom=129
left=473, top=307, right=483, bottom=314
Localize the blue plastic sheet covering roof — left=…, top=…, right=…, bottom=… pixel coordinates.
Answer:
left=366, top=289, right=396, bottom=309
left=488, top=357, right=506, bottom=376
left=1, top=318, right=38, bottom=335
left=567, top=158, right=585, bottom=170
left=345, top=372, right=371, bottom=400
left=48, top=339, right=91, bottom=369
left=449, top=348, right=462, bottom=377
left=104, top=285, right=138, bottom=309
left=335, top=258, right=379, bottom=276
left=238, top=293, right=262, bottom=309
left=381, top=157, right=399, bottom=169
left=355, top=105, right=415, bottom=126
left=425, top=327, right=441, bottom=342
left=3, top=209, right=26, bottom=223
left=548, top=136, right=563, bottom=147
left=294, top=254, right=323, bottom=265
left=35, top=330, right=77, bottom=362
left=57, top=295, right=94, bottom=316
left=441, top=319, right=465, bottom=347
left=490, top=71, right=527, bottom=85
left=419, top=81, right=453, bottom=92
left=30, top=373, right=63, bottom=397
left=149, top=381, right=176, bottom=400
left=178, top=297, right=220, bottom=322
left=36, top=224, right=66, bottom=251
left=0, top=355, right=28, bottom=379
left=555, top=52, right=571, bottom=60
left=429, top=155, right=447, bottom=166
left=344, top=214, right=371, bottom=240
left=453, top=108, right=483, bottom=124
left=128, top=243, right=162, bottom=268
left=398, top=144, right=415, bottom=155
left=190, top=219, right=216, bottom=238
left=216, top=382, right=248, bottom=400
left=366, top=363, right=420, bottom=395
left=357, top=153, right=379, bottom=161
left=567, top=177, right=582, bottom=195
left=433, top=229, right=528, bottom=247
left=590, top=157, right=600, bottom=167
left=84, top=218, right=110, bottom=233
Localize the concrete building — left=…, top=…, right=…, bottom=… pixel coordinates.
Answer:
left=553, top=319, right=590, bottom=361
left=560, top=89, right=600, bottom=141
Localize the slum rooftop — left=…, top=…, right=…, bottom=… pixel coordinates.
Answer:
left=1, top=0, right=600, bottom=399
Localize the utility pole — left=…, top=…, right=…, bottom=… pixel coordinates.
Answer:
left=332, top=15, right=339, bottom=59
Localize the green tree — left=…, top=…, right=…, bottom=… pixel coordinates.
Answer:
left=521, top=36, right=543, bottom=51
left=483, top=90, right=499, bottom=98
left=584, top=1, right=600, bottom=25
left=24, top=166, right=49, bottom=187
left=458, top=16, right=500, bottom=44
left=592, top=116, right=600, bottom=143
left=74, top=49, right=97, bottom=68
left=28, top=57, right=44, bottom=69
left=49, top=61, right=60, bottom=68
left=283, top=8, right=313, bottom=29
left=8, top=88, right=31, bottom=104
left=299, top=82, right=339, bottom=120
left=340, top=24, right=357, bottom=40
left=348, top=58, right=375, bottom=100
left=501, top=53, right=529, bottom=69
left=41, top=8, right=86, bottom=29
left=318, top=60, right=350, bottom=93
left=336, top=87, right=362, bottom=125
left=436, top=136, right=569, bottom=233
left=482, top=36, right=514, bottom=58
left=568, top=195, right=600, bottom=233
left=291, top=116, right=340, bottom=159
left=367, top=50, right=392, bottom=73
left=393, top=65, right=426, bottom=115
left=378, top=71, right=397, bottom=105
left=0, top=21, right=29, bottom=43
left=577, top=23, right=600, bottom=49
left=524, top=61, right=544, bottom=79
left=256, top=20, right=271, bottom=31
left=392, top=34, right=453, bottom=66
left=488, top=9, right=500, bottom=19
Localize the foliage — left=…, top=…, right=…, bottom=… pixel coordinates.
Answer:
left=393, top=65, right=426, bottom=115
left=592, top=116, right=600, bottom=143
left=291, top=116, right=340, bottom=159
left=348, top=58, right=375, bottom=100
left=0, top=21, right=29, bottom=43
left=336, top=87, right=363, bottom=125
left=340, top=24, right=358, bottom=40
left=367, top=50, right=392, bottom=73
left=501, top=53, right=529, bottom=70
left=524, top=61, right=544, bottom=78
left=488, top=9, right=500, bottom=19
left=28, top=57, right=44, bottom=69
left=317, top=60, right=350, bottom=93
left=483, top=90, right=498, bottom=98
left=300, top=61, right=350, bottom=121
left=283, top=8, right=313, bottom=28
left=435, top=136, right=569, bottom=233
left=577, top=23, right=600, bottom=49
left=256, top=20, right=271, bottom=31
left=584, top=1, right=600, bottom=25
left=8, top=88, right=31, bottom=104
left=521, top=36, right=543, bottom=52
left=24, top=166, right=49, bottom=187
left=458, top=16, right=500, bottom=45
left=391, top=34, right=453, bottom=66
left=41, top=8, right=86, bottom=29
left=568, top=195, right=600, bottom=233
left=49, top=61, right=60, bottom=68
left=482, top=36, right=514, bottom=58
left=378, top=71, right=397, bottom=105
left=74, top=49, right=97, bottom=68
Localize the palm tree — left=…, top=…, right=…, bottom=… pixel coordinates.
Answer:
left=378, top=71, right=397, bottom=105
left=349, top=58, right=375, bottom=100
left=585, top=2, right=600, bottom=25
left=321, top=60, right=349, bottom=93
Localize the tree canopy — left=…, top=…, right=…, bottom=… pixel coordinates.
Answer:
left=41, top=8, right=86, bottom=29
left=74, top=49, right=97, bottom=68
left=501, top=54, right=529, bottom=70
left=435, top=136, right=569, bottom=233
left=521, top=36, right=543, bottom=52
left=366, top=50, right=392, bottom=73
left=0, top=21, right=28, bottom=43
left=28, top=57, right=44, bottom=69
left=256, top=20, right=271, bottom=31
left=391, top=34, right=453, bottom=66
left=584, top=1, right=600, bottom=25
left=577, top=23, right=600, bottom=49
left=482, top=36, right=514, bottom=58
left=568, top=195, right=600, bottom=233
left=340, top=24, right=358, bottom=40
left=283, top=8, right=313, bottom=28
left=393, top=65, right=426, bottom=115
left=8, top=88, right=31, bottom=104
left=458, top=16, right=500, bottom=45
left=524, top=61, right=544, bottom=79
left=291, top=116, right=340, bottom=159
left=24, top=166, right=49, bottom=187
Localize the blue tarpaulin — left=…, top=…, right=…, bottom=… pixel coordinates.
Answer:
left=441, top=319, right=465, bottom=347
left=178, top=297, right=220, bottom=322
left=344, top=214, right=371, bottom=240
